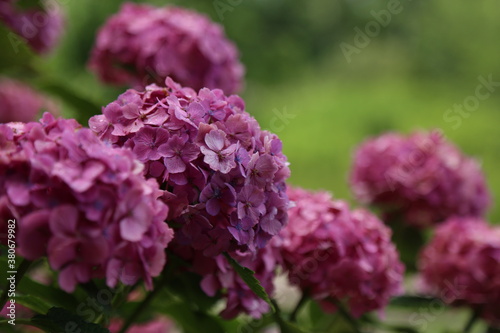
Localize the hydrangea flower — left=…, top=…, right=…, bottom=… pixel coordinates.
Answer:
left=419, top=217, right=500, bottom=327
left=350, top=131, right=490, bottom=227
left=90, top=78, right=290, bottom=256
left=0, top=113, right=173, bottom=292
left=0, top=0, right=64, bottom=54
left=278, top=187, right=404, bottom=317
left=89, top=3, right=244, bottom=94
left=171, top=242, right=279, bottom=319
left=0, top=77, right=58, bottom=123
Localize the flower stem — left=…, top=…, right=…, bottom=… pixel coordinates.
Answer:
left=289, top=292, right=308, bottom=322
left=117, top=276, right=169, bottom=333
left=332, top=299, right=363, bottom=333
left=464, top=310, right=480, bottom=333
left=0, top=259, right=32, bottom=310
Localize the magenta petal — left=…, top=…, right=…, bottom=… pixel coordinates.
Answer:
left=120, top=217, right=147, bottom=242
left=6, top=182, right=30, bottom=206
left=18, top=210, right=50, bottom=260
left=133, top=143, right=151, bottom=161
left=206, top=198, right=221, bottom=216
left=200, top=147, right=218, bottom=167
left=201, top=274, right=220, bottom=297
left=106, top=259, right=121, bottom=288
left=260, top=216, right=282, bottom=235
left=204, top=130, right=225, bottom=151
left=47, top=236, right=78, bottom=269
left=122, top=103, right=140, bottom=119
left=218, top=156, right=236, bottom=174
left=164, top=156, right=186, bottom=174
left=58, top=266, right=77, bottom=293
left=80, top=237, right=109, bottom=265
left=228, top=226, right=253, bottom=245
left=155, top=127, right=170, bottom=144
left=49, top=205, right=78, bottom=235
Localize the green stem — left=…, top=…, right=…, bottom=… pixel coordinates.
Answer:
left=0, top=260, right=32, bottom=310
left=271, top=299, right=285, bottom=327
left=289, top=292, right=308, bottom=322
left=0, top=318, right=44, bottom=330
left=118, top=276, right=169, bottom=333
left=0, top=318, right=30, bottom=325
left=464, top=310, right=479, bottom=333
left=332, top=299, right=362, bottom=333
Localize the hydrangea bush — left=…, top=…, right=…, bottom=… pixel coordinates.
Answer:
left=350, top=130, right=490, bottom=227
left=0, top=77, right=58, bottom=123
left=89, top=3, right=244, bottom=93
left=419, top=217, right=500, bottom=327
left=0, top=0, right=64, bottom=54
left=89, top=77, right=290, bottom=256
left=278, top=187, right=404, bottom=317
left=0, top=114, right=173, bottom=292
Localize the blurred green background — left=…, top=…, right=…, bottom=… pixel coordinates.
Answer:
left=1, top=0, right=499, bottom=223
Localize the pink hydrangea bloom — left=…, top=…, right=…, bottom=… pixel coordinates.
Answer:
left=419, top=217, right=500, bottom=327
left=108, top=317, right=175, bottom=333
left=0, top=77, right=58, bottom=123
left=278, top=187, right=404, bottom=317
left=350, top=131, right=490, bottom=227
left=172, top=242, right=279, bottom=319
left=0, top=113, right=173, bottom=292
left=90, top=78, right=290, bottom=256
left=89, top=3, right=244, bottom=94
left=0, top=0, right=64, bottom=54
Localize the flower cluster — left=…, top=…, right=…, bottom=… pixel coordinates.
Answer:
left=419, top=217, right=500, bottom=327
left=0, top=0, right=64, bottom=54
left=172, top=243, right=279, bottom=319
left=0, top=113, right=172, bottom=292
left=89, top=3, right=244, bottom=94
left=90, top=78, right=290, bottom=256
left=350, top=131, right=490, bottom=227
left=278, top=187, right=404, bottom=317
left=0, top=77, right=58, bottom=123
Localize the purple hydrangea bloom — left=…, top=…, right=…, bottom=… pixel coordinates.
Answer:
left=89, top=3, right=244, bottom=94
left=0, top=77, right=58, bottom=123
left=0, top=113, right=173, bottom=292
left=350, top=131, right=490, bottom=227
left=0, top=0, right=64, bottom=54
left=419, top=217, right=500, bottom=327
left=90, top=78, right=290, bottom=256
left=277, top=187, right=404, bottom=317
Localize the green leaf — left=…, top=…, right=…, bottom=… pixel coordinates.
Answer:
left=223, top=253, right=274, bottom=309
left=155, top=298, right=225, bottom=333
left=15, top=294, right=52, bottom=314
left=0, top=255, right=79, bottom=311
left=382, top=325, right=419, bottom=333
left=31, top=307, right=109, bottom=333
left=278, top=319, right=307, bottom=333
left=20, top=277, right=80, bottom=310
left=389, top=295, right=439, bottom=308
left=166, top=271, right=219, bottom=312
